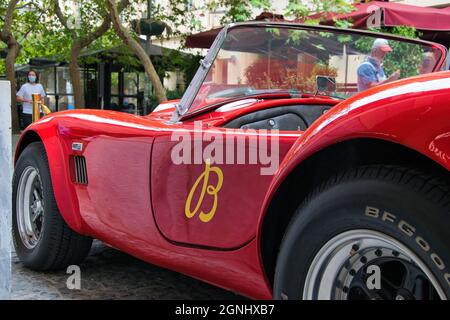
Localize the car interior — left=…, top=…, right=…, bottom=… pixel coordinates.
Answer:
left=223, top=103, right=333, bottom=131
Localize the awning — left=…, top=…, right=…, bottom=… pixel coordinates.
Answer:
left=309, top=1, right=450, bottom=31
left=185, top=27, right=222, bottom=49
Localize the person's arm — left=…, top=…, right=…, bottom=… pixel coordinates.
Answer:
left=365, top=70, right=400, bottom=88
left=381, top=70, right=401, bottom=84
left=16, top=96, right=32, bottom=103
left=358, top=65, right=400, bottom=89
left=16, top=85, right=32, bottom=103
left=364, top=74, right=398, bottom=88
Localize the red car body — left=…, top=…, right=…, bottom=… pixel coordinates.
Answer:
left=14, top=24, right=450, bottom=299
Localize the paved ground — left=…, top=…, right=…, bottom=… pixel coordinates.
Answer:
left=12, top=241, right=242, bottom=300
left=11, top=134, right=242, bottom=300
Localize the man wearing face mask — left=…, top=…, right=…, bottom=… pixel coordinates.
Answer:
left=357, top=38, right=401, bottom=92
left=16, top=70, right=46, bottom=128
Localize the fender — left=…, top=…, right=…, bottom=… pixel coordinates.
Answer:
left=257, top=70, right=450, bottom=273
left=14, top=109, right=173, bottom=237
left=15, top=116, right=86, bottom=234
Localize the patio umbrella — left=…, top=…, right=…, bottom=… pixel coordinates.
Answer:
left=310, top=1, right=450, bottom=31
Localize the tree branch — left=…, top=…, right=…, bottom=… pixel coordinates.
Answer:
left=106, top=0, right=167, bottom=102
left=77, top=0, right=129, bottom=48
left=16, top=1, right=43, bottom=11
left=18, top=2, right=47, bottom=44
left=53, top=0, right=75, bottom=36
left=1, top=0, right=20, bottom=42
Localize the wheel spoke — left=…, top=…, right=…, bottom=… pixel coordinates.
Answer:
left=380, top=274, right=400, bottom=292
left=32, top=208, right=42, bottom=222
left=399, top=262, right=432, bottom=299
left=33, top=189, right=41, bottom=202
left=350, top=278, right=383, bottom=300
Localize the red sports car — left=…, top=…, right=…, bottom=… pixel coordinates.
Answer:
left=13, top=22, right=450, bottom=300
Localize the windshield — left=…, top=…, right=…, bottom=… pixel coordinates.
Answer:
left=182, top=25, right=443, bottom=116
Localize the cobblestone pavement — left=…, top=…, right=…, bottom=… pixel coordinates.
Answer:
left=12, top=241, right=243, bottom=300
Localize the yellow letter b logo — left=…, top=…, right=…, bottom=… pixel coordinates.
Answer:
left=185, top=160, right=223, bottom=223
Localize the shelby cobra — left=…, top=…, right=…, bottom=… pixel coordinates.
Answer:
left=13, top=22, right=450, bottom=300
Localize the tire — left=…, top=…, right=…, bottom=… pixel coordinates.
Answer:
left=12, top=142, right=92, bottom=271
left=274, top=165, right=450, bottom=300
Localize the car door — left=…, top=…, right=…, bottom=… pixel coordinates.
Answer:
left=151, top=122, right=299, bottom=249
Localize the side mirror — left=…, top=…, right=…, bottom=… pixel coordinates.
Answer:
left=316, top=76, right=336, bottom=93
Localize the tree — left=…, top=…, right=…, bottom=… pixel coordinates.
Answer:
left=285, top=0, right=353, bottom=21
left=1, top=0, right=21, bottom=133
left=1, top=1, right=72, bottom=74
left=1, top=0, right=55, bottom=132
left=206, top=0, right=272, bottom=24
left=106, top=0, right=167, bottom=102
left=201, top=0, right=353, bottom=24
left=53, top=0, right=130, bottom=109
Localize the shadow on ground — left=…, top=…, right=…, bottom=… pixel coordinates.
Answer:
left=12, top=241, right=244, bottom=300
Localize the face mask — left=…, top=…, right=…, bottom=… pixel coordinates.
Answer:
left=28, top=75, right=36, bottom=83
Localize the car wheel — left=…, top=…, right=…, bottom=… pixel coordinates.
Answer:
left=274, top=165, right=450, bottom=300
left=12, top=142, right=92, bottom=270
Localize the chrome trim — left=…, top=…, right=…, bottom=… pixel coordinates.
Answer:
left=16, top=166, right=44, bottom=249
left=173, top=26, right=228, bottom=120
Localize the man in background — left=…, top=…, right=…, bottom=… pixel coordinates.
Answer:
left=357, top=38, right=400, bottom=92
left=418, top=52, right=437, bottom=75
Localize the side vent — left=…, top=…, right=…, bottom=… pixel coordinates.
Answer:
left=72, top=156, right=88, bottom=185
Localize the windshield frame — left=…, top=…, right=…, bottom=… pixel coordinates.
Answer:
left=173, top=21, right=447, bottom=122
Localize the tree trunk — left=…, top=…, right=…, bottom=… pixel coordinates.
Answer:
left=1, top=0, right=21, bottom=133
left=5, top=40, right=20, bottom=133
left=54, top=0, right=120, bottom=110
left=107, top=0, right=167, bottom=103
left=69, top=42, right=85, bottom=109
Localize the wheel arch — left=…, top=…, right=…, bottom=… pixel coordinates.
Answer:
left=258, top=137, right=450, bottom=288
left=14, top=129, right=42, bottom=165
left=14, top=126, right=86, bottom=234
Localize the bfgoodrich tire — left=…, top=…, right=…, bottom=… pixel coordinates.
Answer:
left=12, top=142, right=92, bottom=270
left=274, top=166, right=450, bottom=300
